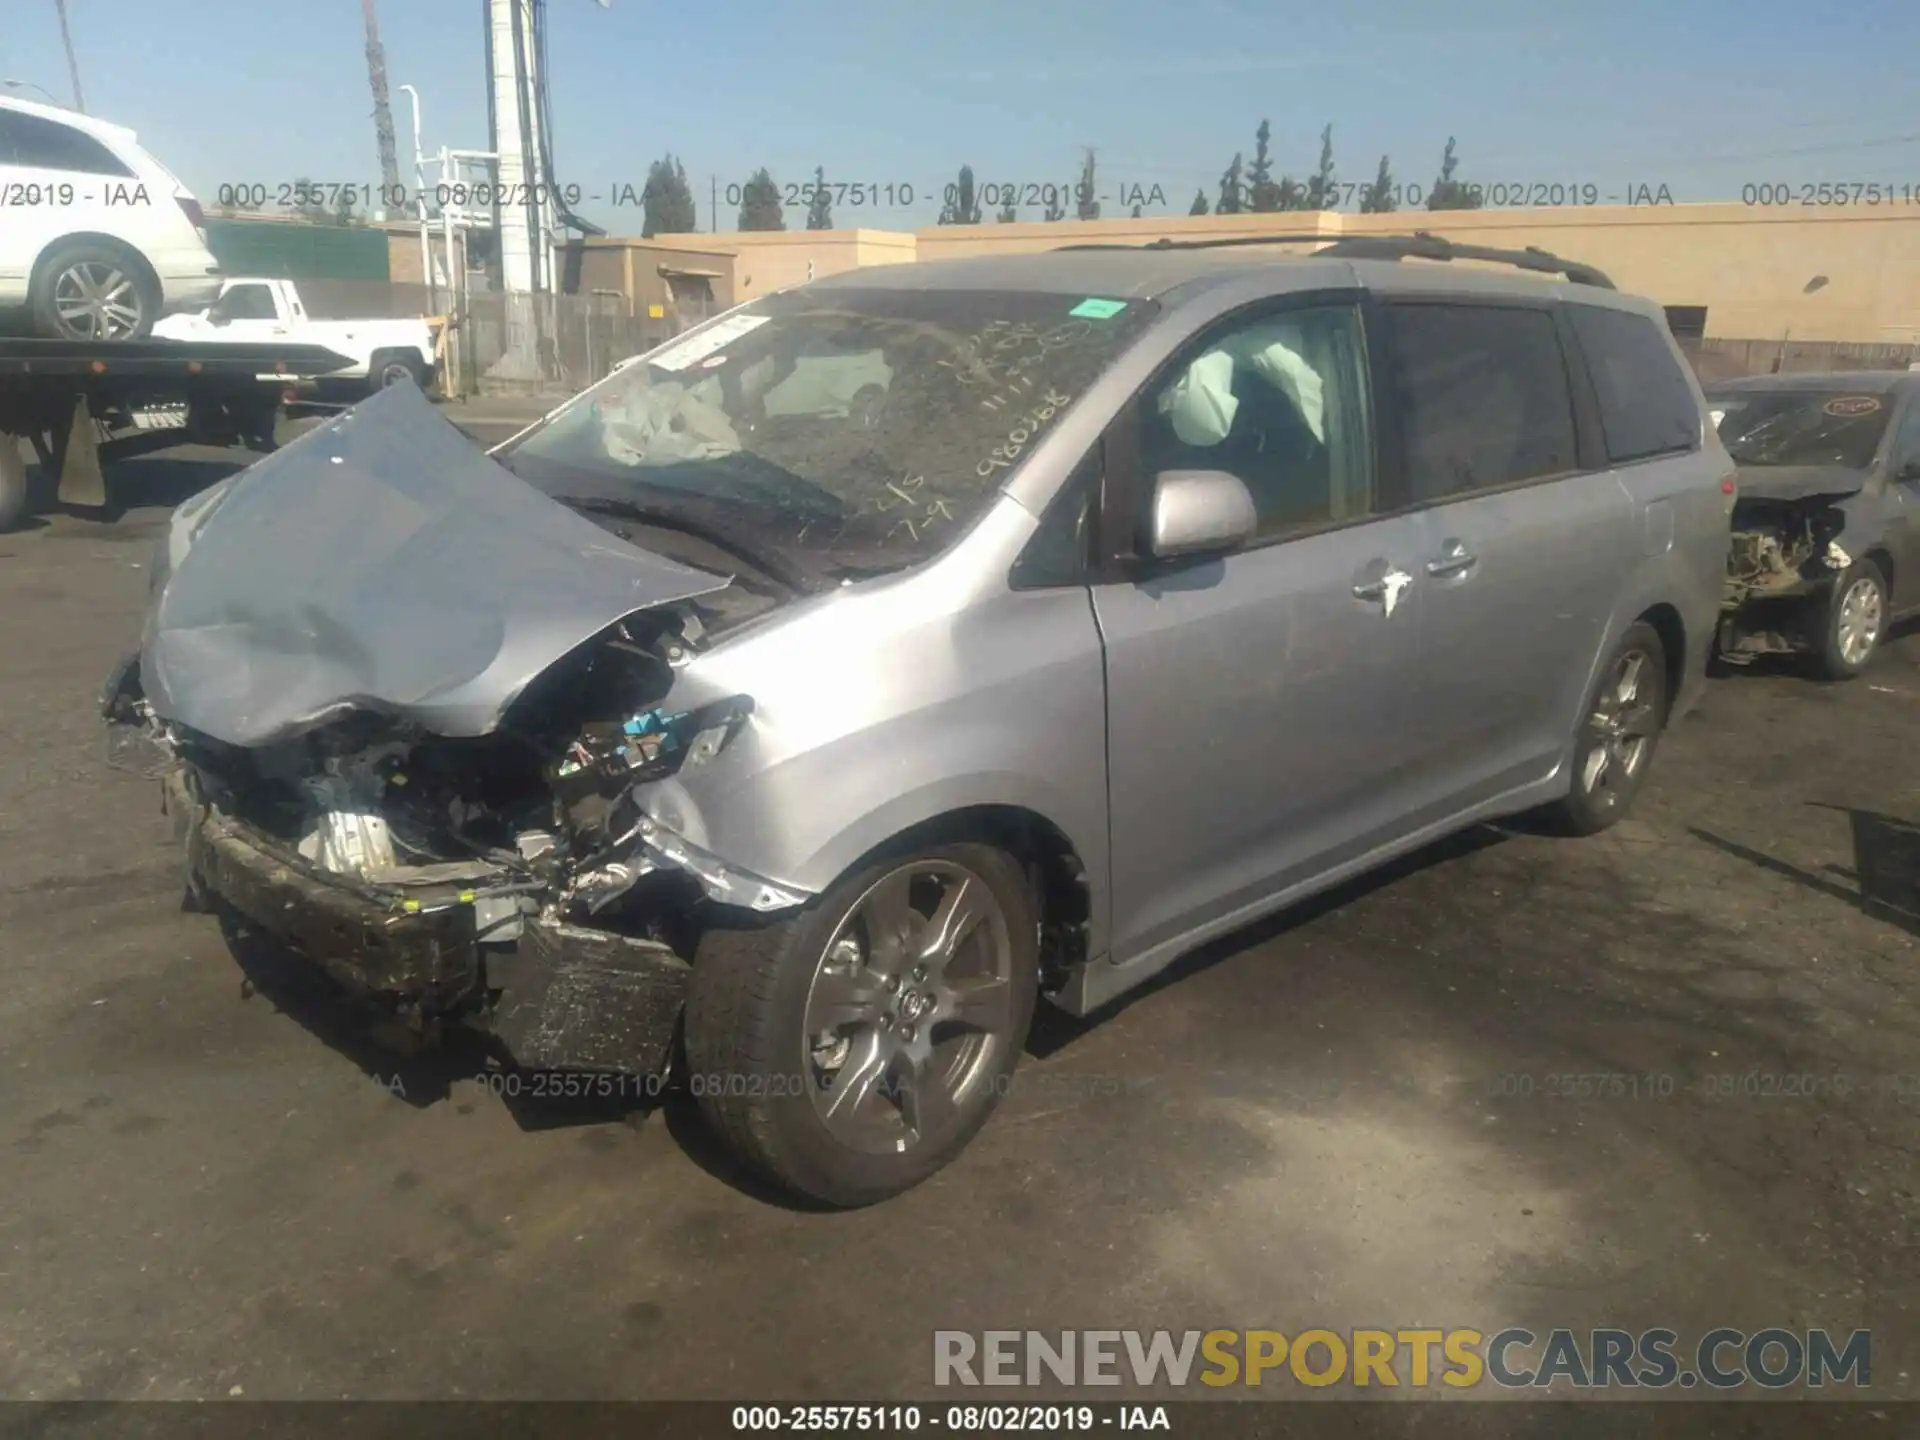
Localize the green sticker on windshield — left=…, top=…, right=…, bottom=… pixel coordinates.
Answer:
left=1069, top=297, right=1128, bottom=319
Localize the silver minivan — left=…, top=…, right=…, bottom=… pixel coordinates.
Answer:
left=110, top=236, right=1733, bottom=1205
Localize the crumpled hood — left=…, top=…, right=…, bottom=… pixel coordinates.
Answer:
left=1730, top=464, right=1870, bottom=504
left=140, top=382, right=731, bottom=748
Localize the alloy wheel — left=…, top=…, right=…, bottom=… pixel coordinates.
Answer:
left=1579, top=648, right=1660, bottom=806
left=1835, top=576, right=1883, bottom=668
left=802, top=859, right=1015, bottom=1156
left=53, top=260, right=144, bottom=340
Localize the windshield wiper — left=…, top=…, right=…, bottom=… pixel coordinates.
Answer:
left=555, top=494, right=817, bottom=595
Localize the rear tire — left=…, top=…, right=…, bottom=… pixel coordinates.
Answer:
left=1542, top=622, right=1669, bottom=837
left=684, top=842, right=1039, bottom=1208
left=1814, top=559, right=1886, bottom=681
left=30, top=240, right=160, bottom=341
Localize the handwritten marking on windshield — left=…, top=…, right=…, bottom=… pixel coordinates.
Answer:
left=862, top=472, right=959, bottom=541
left=940, top=319, right=1099, bottom=396
left=976, top=388, right=1072, bottom=478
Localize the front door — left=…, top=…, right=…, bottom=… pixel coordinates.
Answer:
left=1092, top=299, right=1429, bottom=970
left=206, top=282, right=287, bottom=341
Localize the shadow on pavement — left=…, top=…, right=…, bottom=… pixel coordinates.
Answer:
left=1689, top=802, right=1920, bottom=938
left=216, top=911, right=675, bottom=1134
left=1028, top=823, right=1509, bottom=1060
left=28, top=454, right=252, bottom=528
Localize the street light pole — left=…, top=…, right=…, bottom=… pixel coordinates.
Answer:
left=53, top=0, right=86, bottom=112
left=397, top=83, right=432, bottom=307
left=1, top=79, right=61, bottom=105
left=1773, top=274, right=1830, bottom=374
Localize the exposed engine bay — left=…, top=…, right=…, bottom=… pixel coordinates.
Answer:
left=1718, top=494, right=1855, bottom=662
left=124, top=592, right=797, bottom=929
left=106, top=590, right=810, bottom=1078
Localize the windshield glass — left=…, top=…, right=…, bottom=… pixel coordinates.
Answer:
left=497, top=287, right=1158, bottom=574
left=1709, top=389, right=1892, bottom=469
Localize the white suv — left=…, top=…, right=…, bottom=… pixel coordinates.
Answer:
left=0, top=95, right=221, bottom=341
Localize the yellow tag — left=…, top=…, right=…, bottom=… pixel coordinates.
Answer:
left=647, top=304, right=664, bottom=319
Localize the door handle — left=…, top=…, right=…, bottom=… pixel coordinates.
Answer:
left=1351, top=567, right=1413, bottom=615
left=1426, top=541, right=1478, bottom=578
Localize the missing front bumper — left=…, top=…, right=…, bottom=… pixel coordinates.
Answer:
left=167, top=767, right=691, bottom=1076
left=1716, top=584, right=1833, bottom=663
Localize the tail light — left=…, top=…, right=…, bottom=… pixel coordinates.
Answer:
left=176, top=195, right=207, bottom=236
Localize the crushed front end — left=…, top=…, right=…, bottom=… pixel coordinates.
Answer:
left=106, top=384, right=809, bottom=1078
left=107, top=610, right=796, bottom=1076
left=1717, top=490, right=1858, bottom=665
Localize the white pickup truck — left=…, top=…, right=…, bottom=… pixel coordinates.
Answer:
left=153, top=277, right=439, bottom=396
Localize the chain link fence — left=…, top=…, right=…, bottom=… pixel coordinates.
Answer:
left=444, top=290, right=716, bottom=400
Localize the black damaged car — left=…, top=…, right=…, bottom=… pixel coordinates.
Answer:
left=1710, top=371, right=1920, bottom=678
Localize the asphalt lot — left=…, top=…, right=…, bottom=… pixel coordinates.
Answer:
left=2, top=415, right=1918, bottom=1403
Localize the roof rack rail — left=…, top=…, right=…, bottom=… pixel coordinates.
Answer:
left=1052, top=229, right=1615, bottom=289
left=1318, top=232, right=1615, bottom=289
left=1053, top=232, right=1332, bottom=253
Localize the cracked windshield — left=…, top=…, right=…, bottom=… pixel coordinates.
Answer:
left=498, top=288, right=1156, bottom=573
left=1711, top=390, right=1893, bottom=469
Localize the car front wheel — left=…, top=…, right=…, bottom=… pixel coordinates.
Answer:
left=1816, top=559, right=1886, bottom=680
left=684, top=842, right=1039, bottom=1207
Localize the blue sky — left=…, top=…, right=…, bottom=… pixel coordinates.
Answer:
left=5, top=0, right=1919, bottom=233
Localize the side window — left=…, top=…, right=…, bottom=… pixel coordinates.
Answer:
left=1892, top=400, right=1920, bottom=482
left=5, top=110, right=134, bottom=177
left=1010, top=447, right=1101, bottom=587
left=0, top=111, right=20, bottom=165
left=1138, top=303, right=1373, bottom=540
left=1389, top=303, right=1579, bottom=502
left=1569, top=305, right=1701, bottom=463
left=210, top=285, right=276, bottom=322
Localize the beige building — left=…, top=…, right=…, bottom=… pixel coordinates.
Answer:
left=357, top=200, right=1920, bottom=350
left=583, top=204, right=1919, bottom=346
left=631, top=229, right=919, bottom=302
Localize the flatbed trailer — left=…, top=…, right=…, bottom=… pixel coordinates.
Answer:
left=0, top=337, right=356, bottom=531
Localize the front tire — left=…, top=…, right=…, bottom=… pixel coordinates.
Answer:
left=684, top=842, right=1039, bottom=1208
left=1543, top=622, right=1669, bottom=836
left=1815, top=559, right=1886, bottom=681
left=31, top=241, right=159, bottom=341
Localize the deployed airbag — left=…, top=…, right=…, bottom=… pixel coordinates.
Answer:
left=139, top=383, right=731, bottom=748
left=1158, top=323, right=1326, bottom=446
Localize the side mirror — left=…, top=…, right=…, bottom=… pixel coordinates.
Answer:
left=1144, top=469, right=1257, bottom=560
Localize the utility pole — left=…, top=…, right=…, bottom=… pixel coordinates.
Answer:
left=711, top=175, right=718, bottom=232
left=362, top=0, right=403, bottom=197
left=486, top=0, right=547, bottom=295
left=53, top=0, right=85, bottom=112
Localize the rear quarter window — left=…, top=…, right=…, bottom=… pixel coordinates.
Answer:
left=0, top=109, right=135, bottom=177
left=1569, top=305, right=1701, bottom=464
